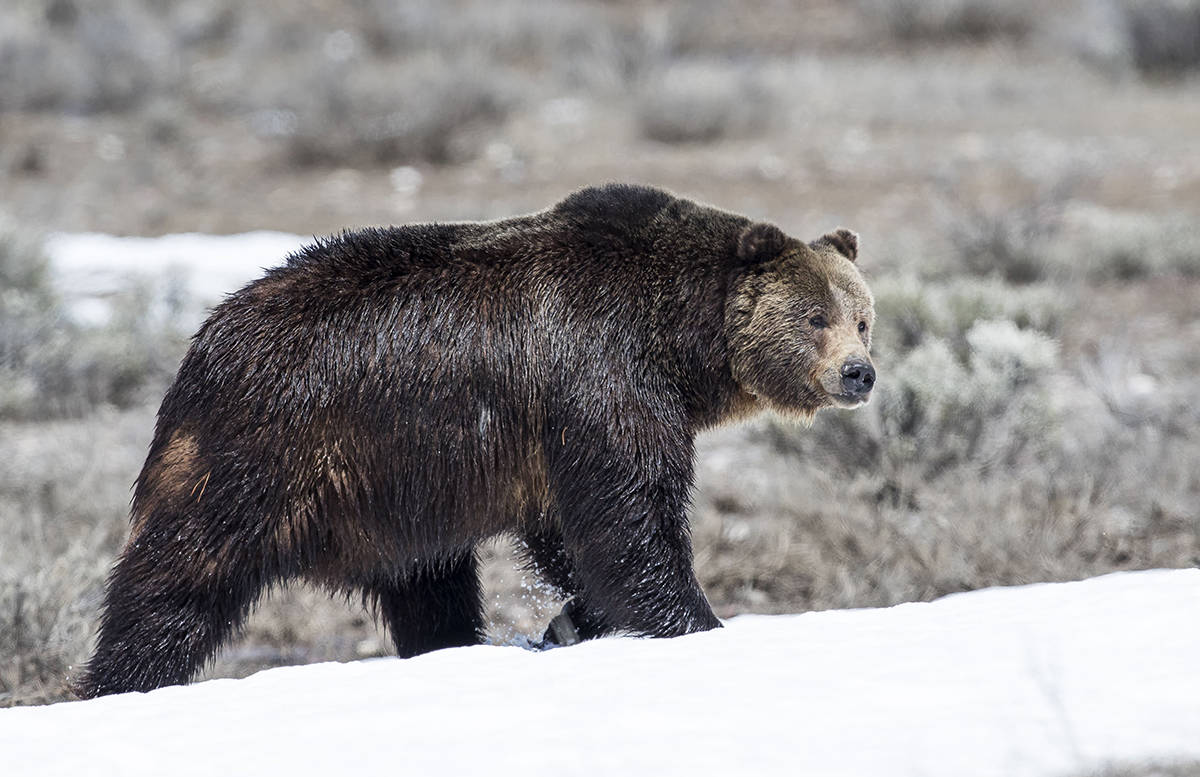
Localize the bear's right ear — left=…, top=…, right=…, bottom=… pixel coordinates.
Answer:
left=812, top=228, right=859, bottom=263
left=737, top=223, right=788, bottom=265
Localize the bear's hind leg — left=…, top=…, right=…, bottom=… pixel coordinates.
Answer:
left=75, top=521, right=277, bottom=698
left=367, top=551, right=483, bottom=658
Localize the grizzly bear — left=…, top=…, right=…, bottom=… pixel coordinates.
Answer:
left=75, top=183, right=875, bottom=698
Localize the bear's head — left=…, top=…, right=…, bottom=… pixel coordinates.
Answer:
left=726, top=223, right=876, bottom=419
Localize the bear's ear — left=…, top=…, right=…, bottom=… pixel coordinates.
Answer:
left=737, top=223, right=788, bottom=265
left=812, top=228, right=859, bottom=263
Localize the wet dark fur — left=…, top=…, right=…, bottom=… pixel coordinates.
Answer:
left=76, top=184, right=865, bottom=697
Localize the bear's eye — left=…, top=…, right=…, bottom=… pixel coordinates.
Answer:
left=809, top=314, right=828, bottom=329
left=858, top=321, right=868, bottom=334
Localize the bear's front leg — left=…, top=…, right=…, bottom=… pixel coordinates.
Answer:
left=546, top=411, right=721, bottom=639
left=518, top=526, right=610, bottom=646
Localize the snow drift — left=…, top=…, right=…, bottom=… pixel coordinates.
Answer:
left=2, top=570, right=1198, bottom=777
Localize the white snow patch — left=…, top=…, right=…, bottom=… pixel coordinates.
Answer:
left=45, top=231, right=306, bottom=327
left=2, top=569, right=1198, bottom=777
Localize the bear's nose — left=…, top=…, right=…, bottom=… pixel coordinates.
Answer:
left=841, top=359, right=875, bottom=397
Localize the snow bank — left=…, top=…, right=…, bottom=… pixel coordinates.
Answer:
left=3, top=569, right=1197, bottom=777
left=45, top=231, right=305, bottom=327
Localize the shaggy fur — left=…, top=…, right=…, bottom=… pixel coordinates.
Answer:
left=75, top=183, right=875, bottom=697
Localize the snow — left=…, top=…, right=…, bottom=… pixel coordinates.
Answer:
left=2, top=569, right=1198, bottom=777
left=45, top=231, right=305, bottom=327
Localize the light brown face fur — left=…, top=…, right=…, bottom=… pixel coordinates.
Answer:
left=726, top=228, right=876, bottom=419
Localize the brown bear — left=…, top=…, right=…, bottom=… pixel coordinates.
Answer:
left=75, top=183, right=875, bottom=698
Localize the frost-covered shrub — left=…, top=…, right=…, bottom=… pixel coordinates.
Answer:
left=0, top=0, right=173, bottom=114
left=772, top=270, right=1067, bottom=500
left=965, top=319, right=1058, bottom=392
left=945, top=192, right=1068, bottom=284
left=0, top=224, right=50, bottom=292
left=0, top=406, right=150, bottom=706
left=1052, top=205, right=1200, bottom=281
left=275, top=55, right=514, bottom=167
left=636, top=60, right=777, bottom=144
left=354, top=0, right=651, bottom=92
left=869, top=275, right=1066, bottom=361
left=0, top=550, right=106, bottom=705
left=0, top=223, right=61, bottom=416
left=941, top=186, right=1200, bottom=284
left=0, top=222, right=185, bottom=420
left=859, top=0, right=1037, bottom=43
left=943, top=196, right=1200, bottom=283
left=224, top=0, right=654, bottom=167
left=1124, top=0, right=1200, bottom=76
left=878, top=322, right=1059, bottom=475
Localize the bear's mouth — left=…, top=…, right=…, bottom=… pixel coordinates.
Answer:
left=829, top=391, right=870, bottom=409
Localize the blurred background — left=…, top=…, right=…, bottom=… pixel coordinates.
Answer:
left=2, top=0, right=1199, bottom=708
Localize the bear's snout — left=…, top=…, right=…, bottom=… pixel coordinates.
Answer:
left=840, top=359, right=875, bottom=397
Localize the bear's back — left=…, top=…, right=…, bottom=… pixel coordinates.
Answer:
left=552, top=183, right=674, bottom=232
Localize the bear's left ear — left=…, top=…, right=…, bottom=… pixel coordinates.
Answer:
left=812, top=228, right=859, bottom=263
left=737, top=223, right=788, bottom=265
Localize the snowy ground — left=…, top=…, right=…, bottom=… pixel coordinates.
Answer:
left=3, top=569, right=1198, bottom=777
